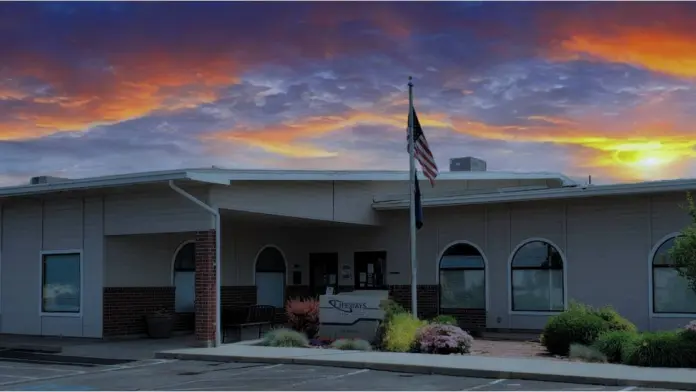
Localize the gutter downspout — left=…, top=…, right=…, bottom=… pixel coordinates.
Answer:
left=169, top=180, right=222, bottom=347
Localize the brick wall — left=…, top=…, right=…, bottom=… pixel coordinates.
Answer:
left=195, top=229, right=217, bottom=346
left=102, top=287, right=174, bottom=337
left=388, top=285, right=439, bottom=320
left=440, top=308, right=487, bottom=334
left=221, top=286, right=256, bottom=307
left=387, top=285, right=487, bottom=332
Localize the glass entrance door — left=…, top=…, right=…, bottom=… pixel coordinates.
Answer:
left=309, top=253, right=339, bottom=297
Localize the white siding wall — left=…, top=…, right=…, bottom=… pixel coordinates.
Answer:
left=104, top=232, right=195, bottom=287
left=219, top=222, right=382, bottom=287
left=372, top=191, right=695, bottom=331
left=0, top=197, right=104, bottom=338
left=104, top=187, right=212, bottom=235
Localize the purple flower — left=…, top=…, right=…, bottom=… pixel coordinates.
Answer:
left=415, top=323, right=473, bottom=355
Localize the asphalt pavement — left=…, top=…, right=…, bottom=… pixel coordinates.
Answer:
left=0, top=358, right=675, bottom=391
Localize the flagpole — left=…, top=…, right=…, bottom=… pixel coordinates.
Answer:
left=407, top=76, right=418, bottom=317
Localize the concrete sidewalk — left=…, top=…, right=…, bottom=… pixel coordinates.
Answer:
left=156, top=343, right=696, bottom=390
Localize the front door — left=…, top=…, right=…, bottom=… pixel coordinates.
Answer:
left=309, top=253, right=339, bottom=297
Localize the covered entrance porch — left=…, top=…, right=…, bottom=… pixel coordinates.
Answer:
left=101, top=208, right=388, bottom=346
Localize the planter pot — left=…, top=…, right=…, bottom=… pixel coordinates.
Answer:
left=145, top=314, right=174, bottom=339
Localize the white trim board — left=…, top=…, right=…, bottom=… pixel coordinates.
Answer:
left=373, top=178, right=696, bottom=210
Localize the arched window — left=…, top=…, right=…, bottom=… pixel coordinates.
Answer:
left=255, top=246, right=286, bottom=308
left=652, top=236, right=696, bottom=314
left=510, top=240, right=564, bottom=312
left=173, top=241, right=196, bottom=313
left=439, top=243, right=486, bottom=310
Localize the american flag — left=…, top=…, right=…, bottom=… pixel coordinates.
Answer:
left=407, top=108, right=439, bottom=187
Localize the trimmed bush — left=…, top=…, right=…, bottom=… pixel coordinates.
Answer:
left=569, top=344, right=607, bottom=363
left=330, top=338, right=372, bottom=351
left=593, top=306, right=637, bottom=333
left=621, top=331, right=696, bottom=368
left=541, top=302, right=638, bottom=357
left=286, top=297, right=320, bottom=338
left=415, top=323, right=473, bottom=355
left=383, top=313, right=427, bottom=352
left=430, top=315, right=458, bottom=326
left=261, top=328, right=309, bottom=348
left=542, top=304, right=609, bottom=356
left=592, top=330, right=637, bottom=363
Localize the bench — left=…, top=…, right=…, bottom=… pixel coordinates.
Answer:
left=221, top=305, right=276, bottom=343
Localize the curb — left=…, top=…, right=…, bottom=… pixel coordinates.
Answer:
left=154, top=352, right=696, bottom=390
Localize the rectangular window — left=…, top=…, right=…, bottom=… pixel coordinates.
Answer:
left=42, top=252, right=81, bottom=314
left=653, top=268, right=696, bottom=313
left=511, top=269, right=564, bottom=312
left=440, top=269, right=485, bottom=309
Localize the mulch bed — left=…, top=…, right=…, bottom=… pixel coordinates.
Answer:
left=308, top=337, right=568, bottom=360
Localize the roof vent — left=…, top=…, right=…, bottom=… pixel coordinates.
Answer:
left=29, top=176, right=71, bottom=185
left=450, top=157, right=487, bottom=172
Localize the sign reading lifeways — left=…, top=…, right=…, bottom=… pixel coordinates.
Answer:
left=327, top=299, right=368, bottom=313
left=319, top=292, right=387, bottom=342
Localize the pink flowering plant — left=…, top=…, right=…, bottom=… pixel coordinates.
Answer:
left=680, top=320, right=696, bottom=341
left=415, top=323, right=474, bottom=355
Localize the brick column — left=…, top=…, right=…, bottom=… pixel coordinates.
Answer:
left=195, top=230, right=217, bottom=346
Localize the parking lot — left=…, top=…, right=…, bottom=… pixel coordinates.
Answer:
left=0, top=358, right=674, bottom=391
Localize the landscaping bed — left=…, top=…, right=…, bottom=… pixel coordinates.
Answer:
left=255, top=296, right=696, bottom=368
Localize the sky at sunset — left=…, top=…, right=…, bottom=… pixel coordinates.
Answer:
left=2, top=1, right=696, bottom=186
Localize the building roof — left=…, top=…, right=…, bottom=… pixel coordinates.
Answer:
left=0, top=167, right=576, bottom=198
left=372, top=177, right=696, bottom=210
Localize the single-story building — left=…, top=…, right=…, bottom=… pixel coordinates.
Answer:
left=0, top=161, right=694, bottom=347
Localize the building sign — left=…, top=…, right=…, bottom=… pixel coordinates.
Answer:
left=318, top=291, right=387, bottom=342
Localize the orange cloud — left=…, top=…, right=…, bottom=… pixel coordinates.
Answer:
left=205, top=88, right=696, bottom=181
left=0, top=51, right=238, bottom=139
left=538, top=3, right=696, bottom=79
left=206, top=110, right=451, bottom=158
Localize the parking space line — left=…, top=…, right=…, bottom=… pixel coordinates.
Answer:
left=466, top=379, right=507, bottom=390
left=286, top=368, right=370, bottom=389
left=620, top=387, right=637, bottom=391
left=0, top=359, right=174, bottom=388
left=153, top=363, right=284, bottom=391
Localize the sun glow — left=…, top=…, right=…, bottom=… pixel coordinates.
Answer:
left=611, top=142, right=681, bottom=171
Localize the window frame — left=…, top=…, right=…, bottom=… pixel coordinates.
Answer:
left=508, top=238, right=567, bottom=315
left=253, top=245, right=287, bottom=307
left=171, top=240, right=196, bottom=313
left=437, top=241, right=487, bottom=311
left=39, top=250, right=83, bottom=317
left=649, top=233, right=696, bottom=317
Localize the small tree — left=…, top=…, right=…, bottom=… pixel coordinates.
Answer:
left=669, top=192, right=696, bottom=291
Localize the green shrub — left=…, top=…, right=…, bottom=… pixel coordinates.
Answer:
left=380, top=299, right=406, bottom=323
left=592, top=330, right=637, bottom=363
left=569, top=343, right=607, bottom=363
left=541, top=302, right=638, bottom=357
left=383, top=313, right=427, bottom=352
left=261, top=328, right=309, bottom=348
left=430, top=315, right=458, bottom=326
left=593, top=306, right=637, bottom=333
left=375, top=299, right=408, bottom=349
left=542, top=305, right=610, bottom=356
left=329, top=338, right=372, bottom=351
left=621, top=331, right=696, bottom=368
